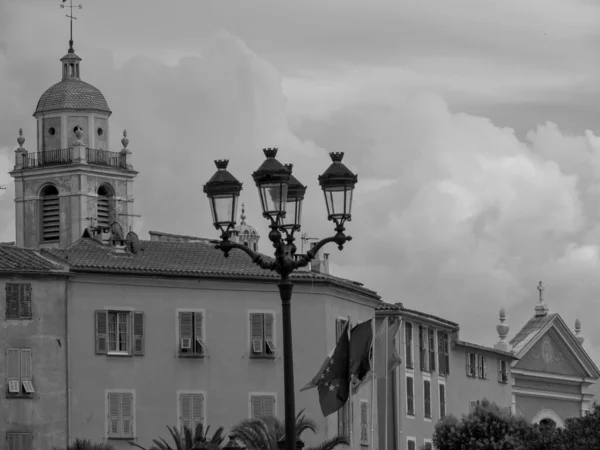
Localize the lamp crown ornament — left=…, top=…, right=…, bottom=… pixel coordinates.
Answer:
left=121, top=129, right=129, bottom=148
left=330, top=152, right=344, bottom=163
left=17, top=128, right=25, bottom=148
left=264, top=148, right=279, bottom=158
left=215, top=159, right=230, bottom=170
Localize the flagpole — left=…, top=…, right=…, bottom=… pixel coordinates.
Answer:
left=384, top=317, right=389, bottom=450
left=370, top=316, right=376, bottom=450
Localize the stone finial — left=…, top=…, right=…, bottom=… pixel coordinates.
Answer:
left=575, top=318, right=584, bottom=345
left=17, top=128, right=25, bottom=148
left=121, top=129, right=129, bottom=149
left=74, top=126, right=84, bottom=145
left=240, top=203, right=246, bottom=224
left=534, top=280, right=549, bottom=317
left=495, top=307, right=510, bottom=352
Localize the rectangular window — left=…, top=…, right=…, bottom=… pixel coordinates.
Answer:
left=466, top=353, right=476, bottom=377
left=6, top=348, right=34, bottom=398
left=478, top=355, right=487, bottom=379
left=107, top=391, right=135, bottom=439
left=179, top=392, right=204, bottom=432
left=407, top=439, right=416, bottom=450
left=419, top=326, right=428, bottom=371
left=438, top=332, right=449, bottom=375
left=423, top=441, right=433, bottom=450
left=406, top=376, right=415, bottom=416
left=250, top=394, right=276, bottom=419
left=428, top=329, right=436, bottom=372
left=498, top=359, right=508, bottom=383
left=336, top=318, right=350, bottom=437
left=423, top=379, right=431, bottom=419
left=179, top=311, right=206, bottom=357
left=359, top=400, right=369, bottom=446
left=405, top=322, right=413, bottom=369
left=5, top=283, right=32, bottom=320
left=439, top=383, right=446, bottom=418
left=250, top=313, right=276, bottom=357
left=95, top=310, right=144, bottom=356
left=7, top=432, right=33, bottom=450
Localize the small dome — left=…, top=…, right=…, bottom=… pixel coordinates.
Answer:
left=34, top=79, right=111, bottom=116
left=234, top=203, right=259, bottom=236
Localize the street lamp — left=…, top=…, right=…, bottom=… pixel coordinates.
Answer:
left=203, top=148, right=358, bottom=450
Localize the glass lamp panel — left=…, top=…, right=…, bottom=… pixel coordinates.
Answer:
left=210, top=194, right=238, bottom=227
left=324, top=186, right=347, bottom=219
left=281, top=198, right=303, bottom=229
left=259, top=182, right=288, bottom=219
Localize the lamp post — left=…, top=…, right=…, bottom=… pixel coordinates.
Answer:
left=203, top=148, right=358, bottom=450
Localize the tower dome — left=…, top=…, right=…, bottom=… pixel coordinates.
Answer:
left=34, top=52, right=111, bottom=116
left=231, top=204, right=260, bottom=251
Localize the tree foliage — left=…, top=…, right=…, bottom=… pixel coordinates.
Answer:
left=229, top=408, right=348, bottom=450
left=130, top=422, right=226, bottom=450
left=433, top=399, right=600, bottom=450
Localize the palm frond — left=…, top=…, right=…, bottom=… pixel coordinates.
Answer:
left=306, top=436, right=350, bottom=450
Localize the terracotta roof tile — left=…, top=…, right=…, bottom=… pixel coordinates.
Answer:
left=509, top=313, right=556, bottom=355
left=35, top=79, right=111, bottom=115
left=0, top=246, right=67, bottom=273
left=43, top=238, right=380, bottom=298
left=376, top=302, right=459, bottom=329
left=453, top=340, right=518, bottom=359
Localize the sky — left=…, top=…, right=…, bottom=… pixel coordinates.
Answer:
left=1, top=0, right=600, bottom=354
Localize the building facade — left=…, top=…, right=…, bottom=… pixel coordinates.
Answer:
left=0, top=245, right=70, bottom=450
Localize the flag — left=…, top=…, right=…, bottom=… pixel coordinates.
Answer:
left=300, top=346, right=334, bottom=391
left=374, top=317, right=402, bottom=378
left=348, top=319, right=373, bottom=392
left=351, top=320, right=386, bottom=394
left=317, top=321, right=350, bottom=417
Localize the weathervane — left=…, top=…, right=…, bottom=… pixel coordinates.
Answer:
left=60, top=0, right=83, bottom=53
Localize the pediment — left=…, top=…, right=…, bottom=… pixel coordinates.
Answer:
left=515, top=327, right=587, bottom=377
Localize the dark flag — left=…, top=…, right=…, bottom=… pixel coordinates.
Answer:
left=349, top=319, right=373, bottom=385
left=317, top=321, right=350, bottom=417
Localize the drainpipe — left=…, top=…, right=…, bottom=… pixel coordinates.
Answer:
left=66, top=277, right=71, bottom=445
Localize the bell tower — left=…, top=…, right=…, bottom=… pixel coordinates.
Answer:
left=9, top=39, right=138, bottom=249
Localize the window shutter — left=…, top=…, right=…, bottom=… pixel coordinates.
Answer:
left=20, top=349, right=32, bottom=380
left=192, top=394, right=204, bottom=429
left=42, top=193, right=60, bottom=242
left=437, top=333, right=444, bottom=374
left=424, top=380, right=431, bottom=417
left=439, top=384, right=446, bottom=417
left=466, top=353, right=471, bottom=376
left=19, top=284, right=32, bottom=319
left=360, top=401, right=368, bottom=443
left=483, top=357, right=487, bottom=379
left=251, top=395, right=263, bottom=419
left=95, top=310, right=108, bottom=354
left=180, top=393, right=192, bottom=431
left=194, top=312, right=204, bottom=354
left=444, top=340, right=450, bottom=375
left=108, top=392, right=121, bottom=436
left=5, top=284, right=19, bottom=319
left=133, top=312, right=144, bottom=356
left=121, top=393, right=134, bottom=438
left=264, top=313, right=275, bottom=353
left=7, top=348, right=20, bottom=379
left=250, top=314, right=264, bottom=354
left=262, top=395, right=275, bottom=417
left=429, top=330, right=436, bottom=372
left=407, top=377, right=414, bottom=415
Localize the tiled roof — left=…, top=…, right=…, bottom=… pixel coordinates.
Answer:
left=0, top=246, right=68, bottom=273
left=43, top=238, right=380, bottom=298
left=376, top=302, right=459, bottom=329
left=453, top=340, right=518, bottom=359
left=35, top=79, right=111, bottom=115
left=509, top=313, right=557, bottom=355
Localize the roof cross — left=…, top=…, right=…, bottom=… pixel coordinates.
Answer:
left=60, top=0, right=83, bottom=53
left=537, top=280, right=545, bottom=303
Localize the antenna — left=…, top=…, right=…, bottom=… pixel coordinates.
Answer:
left=300, top=232, right=319, bottom=255
left=60, top=0, right=83, bottom=53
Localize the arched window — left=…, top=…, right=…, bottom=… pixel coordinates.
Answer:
left=69, top=64, right=74, bottom=77
left=63, top=64, right=67, bottom=78
left=76, top=63, right=80, bottom=78
left=40, top=185, right=60, bottom=242
left=97, top=185, right=114, bottom=229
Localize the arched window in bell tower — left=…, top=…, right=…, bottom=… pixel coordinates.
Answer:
left=40, top=185, right=60, bottom=243
left=97, top=184, right=114, bottom=229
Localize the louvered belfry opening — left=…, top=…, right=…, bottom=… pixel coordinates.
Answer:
left=97, top=185, right=113, bottom=229
left=41, top=185, right=60, bottom=242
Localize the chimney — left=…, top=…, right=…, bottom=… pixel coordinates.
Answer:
left=494, top=308, right=511, bottom=352
left=310, top=247, right=330, bottom=275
